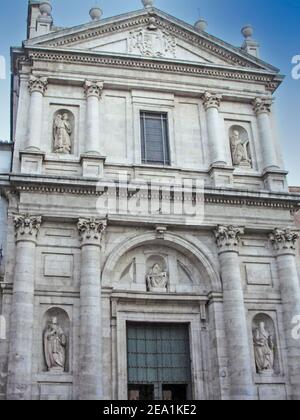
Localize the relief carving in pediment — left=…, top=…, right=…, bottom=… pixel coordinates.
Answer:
left=128, top=27, right=176, bottom=59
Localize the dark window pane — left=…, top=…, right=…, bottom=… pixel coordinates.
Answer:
left=141, top=112, right=170, bottom=165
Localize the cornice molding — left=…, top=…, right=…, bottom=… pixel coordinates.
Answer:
left=26, top=50, right=281, bottom=92
left=11, top=183, right=299, bottom=211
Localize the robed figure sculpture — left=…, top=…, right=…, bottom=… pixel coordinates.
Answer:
left=253, top=321, right=275, bottom=374
left=44, top=317, right=67, bottom=372
left=53, top=112, right=72, bottom=154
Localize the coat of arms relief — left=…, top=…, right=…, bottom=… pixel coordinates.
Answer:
left=128, top=27, right=176, bottom=59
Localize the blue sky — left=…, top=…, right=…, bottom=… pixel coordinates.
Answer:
left=0, top=0, right=299, bottom=184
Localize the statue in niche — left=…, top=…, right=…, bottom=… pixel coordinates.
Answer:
left=44, top=317, right=67, bottom=372
left=146, top=263, right=168, bottom=292
left=53, top=112, right=72, bottom=154
left=230, top=129, right=252, bottom=167
left=253, top=321, right=275, bottom=374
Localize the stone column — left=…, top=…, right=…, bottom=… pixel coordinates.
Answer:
left=7, top=214, right=41, bottom=400
left=215, top=225, right=255, bottom=400
left=27, top=76, right=48, bottom=151
left=253, top=97, right=279, bottom=171
left=202, top=92, right=227, bottom=166
left=77, top=217, right=107, bottom=400
left=84, top=81, right=104, bottom=155
left=270, top=228, right=300, bottom=400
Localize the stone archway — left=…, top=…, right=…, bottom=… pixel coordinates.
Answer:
left=101, top=231, right=224, bottom=400
left=102, top=231, right=221, bottom=293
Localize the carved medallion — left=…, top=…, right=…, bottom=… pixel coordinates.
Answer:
left=128, top=28, right=176, bottom=58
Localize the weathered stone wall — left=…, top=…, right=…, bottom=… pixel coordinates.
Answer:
left=3, top=4, right=300, bottom=401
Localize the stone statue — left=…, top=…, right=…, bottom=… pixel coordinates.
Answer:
left=44, top=317, right=67, bottom=372
left=230, top=129, right=251, bottom=167
left=53, top=112, right=72, bottom=154
left=146, top=263, right=168, bottom=292
left=253, top=321, right=275, bottom=374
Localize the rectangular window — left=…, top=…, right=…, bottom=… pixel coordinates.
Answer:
left=140, top=112, right=170, bottom=165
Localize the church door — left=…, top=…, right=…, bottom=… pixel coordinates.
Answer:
left=127, top=323, right=192, bottom=400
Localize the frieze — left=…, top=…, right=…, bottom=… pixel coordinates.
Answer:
left=27, top=51, right=280, bottom=92
left=13, top=184, right=298, bottom=210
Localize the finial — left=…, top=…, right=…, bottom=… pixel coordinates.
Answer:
left=39, top=1, right=52, bottom=16
left=195, top=18, right=208, bottom=32
left=142, top=0, right=154, bottom=8
left=241, top=24, right=254, bottom=39
left=89, top=6, right=103, bottom=21
left=241, top=24, right=260, bottom=58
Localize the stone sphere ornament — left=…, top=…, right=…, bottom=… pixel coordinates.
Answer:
left=195, top=18, right=208, bottom=32
left=142, top=0, right=155, bottom=8
left=39, top=1, right=52, bottom=16
left=242, top=24, right=254, bottom=39
left=89, top=6, right=103, bottom=21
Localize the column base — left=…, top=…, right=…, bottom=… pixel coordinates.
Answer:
left=209, top=164, right=234, bottom=188
left=262, top=168, right=288, bottom=192
left=19, top=149, right=45, bottom=175
left=80, top=153, right=106, bottom=179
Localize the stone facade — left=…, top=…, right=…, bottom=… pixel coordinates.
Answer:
left=0, top=0, right=300, bottom=400
left=0, top=141, right=12, bottom=277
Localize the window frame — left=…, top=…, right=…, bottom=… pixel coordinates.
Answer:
left=140, top=111, right=171, bottom=166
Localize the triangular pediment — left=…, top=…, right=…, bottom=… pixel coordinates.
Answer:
left=24, top=8, right=279, bottom=72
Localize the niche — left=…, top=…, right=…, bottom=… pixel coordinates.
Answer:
left=229, top=125, right=252, bottom=168
left=252, top=313, right=279, bottom=375
left=145, top=255, right=168, bottom=293
left=52, top=109, right=74, bottom=154
left=42, top=307, right=70, bottom=373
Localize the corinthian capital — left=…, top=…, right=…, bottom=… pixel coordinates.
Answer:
left=252, top=97, right=273, bottom=115
left=28, top=75, right=48, bottom=95
left=202, top=92, right=222, bottom=110
left=14, top=214, right=42, bottom=241
left=269, top=228, right=299, bottom=254
left=77, top=217, right=107, bottom=246
left=84, top=80, right=104, bottom=98
left=214, top=225, right=244, bottom=253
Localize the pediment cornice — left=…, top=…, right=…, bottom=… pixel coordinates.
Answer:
left=24, top=8, right=279, bottom=73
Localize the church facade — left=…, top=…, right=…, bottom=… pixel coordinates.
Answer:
left=0, top=0, right=300, bottom=400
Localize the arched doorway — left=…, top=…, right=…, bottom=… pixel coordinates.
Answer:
left=102, top=231, right=222, bottom=400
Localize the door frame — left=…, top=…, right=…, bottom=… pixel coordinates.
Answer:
left=116, top=305, right=207, bottom=400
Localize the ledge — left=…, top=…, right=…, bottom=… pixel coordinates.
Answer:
left=34, top=373, right=73, bottom=383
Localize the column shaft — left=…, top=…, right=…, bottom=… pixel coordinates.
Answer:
left=79, top=244, right=102, bottom=400
left=253, top=98, right=279, bottom=170
left=27, top=91, right=43, bottom=150
left=215, top=225, right=255, bottom=400
left=78, top=217, right=106, bottom=400
left=203, top=92, right=227, bottom=166
left=7, top=215, right=41, bottom=400
left=86, top=95, right=100, bottom=154
left=270, top=229, right=300, bottom=399
left=219, top=251, right=255, bottom=399
left=84, top=81, right=103, bottom=155
left=27, top=76, right=48, bottom=151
